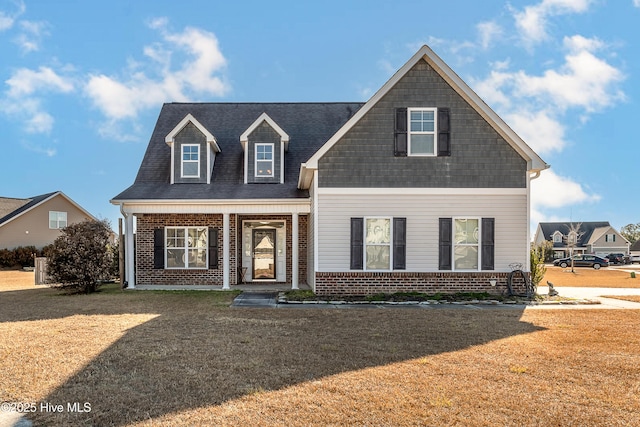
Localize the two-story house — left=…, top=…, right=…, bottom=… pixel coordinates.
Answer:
left=534, top=221, right=630, bottom=259
left=111, top=45, right=548, bottom=295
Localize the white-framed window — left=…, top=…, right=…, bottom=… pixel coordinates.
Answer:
left=568, top=231, right=577, bottom=244
left=181, top=144, right=200, bottom=178
left=605, top=233, right=616, bottom=242
left=552, top=232, right=563, bottom=243
left=365, top=217, right=392, bottom=270
left=49, top=211, right=67, bottom=229
left=255, top=143, right=274, bottom=177
left=454, top=218, right=479, bottom=270
left=408, top=107, right=437, bottom=156
left=165, top=227, right=207, bottom=269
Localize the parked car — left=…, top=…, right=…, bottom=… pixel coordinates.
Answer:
left=553, top=254, right=609, bottom=269
left=606, top=253, right=626, bottom=265
left=630, top=255, right=640, bottom=264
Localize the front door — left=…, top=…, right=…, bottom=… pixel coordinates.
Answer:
left=253, top=229, right=276, bottom=280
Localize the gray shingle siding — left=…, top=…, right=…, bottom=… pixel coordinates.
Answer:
left=246, top=122, right=282, bottom=184
left=318, top=59, right=526, bottom=188
left=173, top=122, right=208, bottom=184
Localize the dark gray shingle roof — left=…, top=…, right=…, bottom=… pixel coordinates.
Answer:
left=112, top=102, right=364, bottom=201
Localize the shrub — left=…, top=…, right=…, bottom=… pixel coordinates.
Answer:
left=47, top=219, right=114, bottom=294
left=530, top=245, right=547, bottom=287
left=0, top=249, right=15, bottom=268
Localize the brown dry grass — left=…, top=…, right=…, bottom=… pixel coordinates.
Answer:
left=1, top=271, right=640, bottom=426
left=543, top=266, right=640, bottom=288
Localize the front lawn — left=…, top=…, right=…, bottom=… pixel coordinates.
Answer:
left=1, top=271, right=639, bottom=426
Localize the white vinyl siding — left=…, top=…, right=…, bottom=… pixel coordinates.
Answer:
left=316, top=191, right=527, bottom=272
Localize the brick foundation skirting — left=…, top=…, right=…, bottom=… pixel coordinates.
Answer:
left=314, top=271, right=530, bottom=296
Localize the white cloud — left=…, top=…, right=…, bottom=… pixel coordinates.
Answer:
left=1, top=66, right=74, bottom=134
left=6, top=66, right=74, bottom=97
left=512, top=0, right=594, bottom=45
left=472, top=34, right=624, bottom=156
left=477, top=21, right=503, bottom=49
left=15, top=20, right=49, bottom=52
left=84, top=20, right=229, bottom=121
left=512, top=37, right=625, bottom=113
left=504, top=110, right=566, bottom=155
left=635, top=0, right=640, bottom=7
left=531, top=169, right=600, bottom=210
left=0, top=0, right=25, bottom=31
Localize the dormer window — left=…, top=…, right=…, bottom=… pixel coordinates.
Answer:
left=255, top=143, right=274, bottom=177
left=165, top=113, right=220, bottom=185
left=241, top=113, right=289, bottom=184
left=181, top=144, right=200, bottom=178
left=552, top=231, right=562, bottom=243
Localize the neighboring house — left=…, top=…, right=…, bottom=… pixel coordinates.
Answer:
left=111, top=45, right=548, bottom=295
left=533, top=221, right=630, bottom=259
left=0, top=191, right=97, bottom=249
left=629, top=240, right=640, bottom=258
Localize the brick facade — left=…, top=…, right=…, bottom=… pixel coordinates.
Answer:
left=136, top=213, right=307, bottom=286
left=314, top=271, right=529, bottom=296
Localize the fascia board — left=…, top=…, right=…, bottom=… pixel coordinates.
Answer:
left=240, top=112, right=290, bottom=151
left=165, top=113, right=220, bottom=152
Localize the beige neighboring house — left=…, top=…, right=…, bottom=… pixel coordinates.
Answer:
left=0, top=191, right=97, bottom=250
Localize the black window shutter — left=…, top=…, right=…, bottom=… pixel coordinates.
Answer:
left=437, top=108, right=451, bottom=157
left=394, top=108, right=407, bottom=156
left=208, top=228, right=219, bottom=269
left=481, top=218, right=495, bottom=270
left=153, top=228, right=164, bottom=269
left=350, top=218, right=364, bottom=270
left=439, top=218, right=452, bottom=270
left=393, top=218, right=406, bottom=270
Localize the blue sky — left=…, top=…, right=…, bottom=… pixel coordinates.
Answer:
left=1, top=0, right=638, bottom=234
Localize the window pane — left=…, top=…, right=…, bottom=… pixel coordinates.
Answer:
left=256, top=160, right=272, bottom=176
left=166, top=249, right=185, bottom=268
left=188, top=249, right=207, bottom=268
left=183, top=162, right=198, bottom=176
left=455, top=219, right=478, bottom=244
left=366, top=245, right=390, bottom=270
left=410, top=134, right=434, bottom=154
left=366, top=218, right=390, bottom=244
left=454, top=246, right=478, bottom=270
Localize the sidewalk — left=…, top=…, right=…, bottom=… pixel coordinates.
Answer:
left=536, top=286, right=640, bottom=309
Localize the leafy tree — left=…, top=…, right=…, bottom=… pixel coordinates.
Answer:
left=47, top=219, right=114, bottom=293
left=620, top=223, right=640, bottom=245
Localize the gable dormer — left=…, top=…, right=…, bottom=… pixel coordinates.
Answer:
left=165, top=113, right=220, bottom=184
left=240, top=113, right=289, bottom=184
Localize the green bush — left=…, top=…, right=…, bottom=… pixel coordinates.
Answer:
left=47, top=219, right=114, bottom=294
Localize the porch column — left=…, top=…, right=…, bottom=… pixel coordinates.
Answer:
left=291, top=212, right=299, bottom=289
left=125, top=213, right=135, bottom=288
left=223, top=213, right=230, bottom=290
